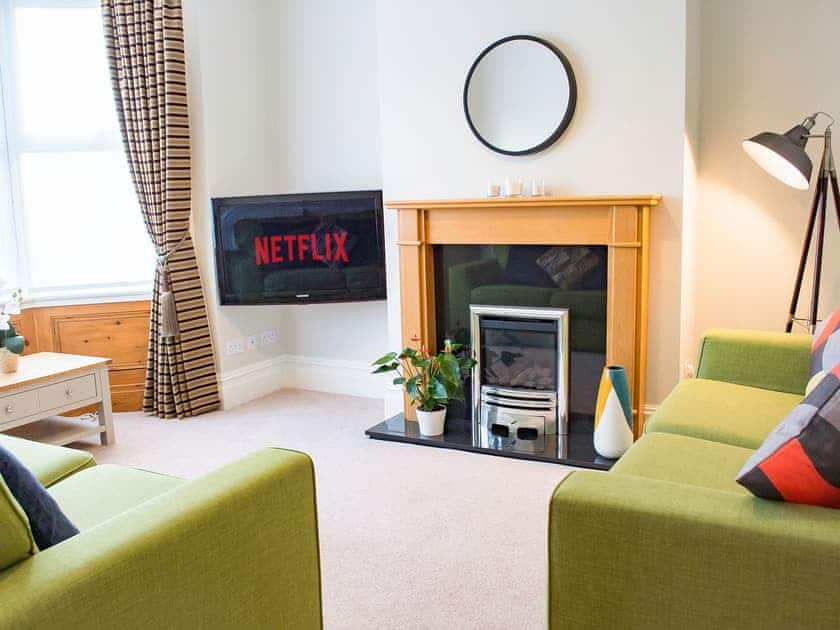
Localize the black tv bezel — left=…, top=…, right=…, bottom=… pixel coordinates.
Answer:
left=211, top=190, right=387, bottom=306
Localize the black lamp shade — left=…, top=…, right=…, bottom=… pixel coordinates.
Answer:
left=742, top=124, right=813, bottom=190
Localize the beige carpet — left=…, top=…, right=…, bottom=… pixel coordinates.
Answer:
left=80, top=389, right=574, bottom=629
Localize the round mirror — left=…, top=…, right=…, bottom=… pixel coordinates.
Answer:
left=464, top=35, right=577, bottom=156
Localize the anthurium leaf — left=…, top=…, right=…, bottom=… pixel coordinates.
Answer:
left=373, top=352, right=397, bottom=366
left=429, top=377, right=447, bottom=400
left=411, top=356, right=431, bottom=368
left=405, top=375, right=419, bottom=400
left=371, top=363, right=396, bottom=374
left=392, top=376, right=405, bottom=386
left=439, top=356, right=461, bottom=380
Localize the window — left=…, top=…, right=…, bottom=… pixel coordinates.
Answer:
left=0, top=0, right=154, bottom=304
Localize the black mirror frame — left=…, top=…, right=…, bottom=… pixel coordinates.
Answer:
left=463, top=34, right=578, bottom=156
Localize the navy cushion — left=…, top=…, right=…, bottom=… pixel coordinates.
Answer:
left=0, top=444, right=78, bottom=550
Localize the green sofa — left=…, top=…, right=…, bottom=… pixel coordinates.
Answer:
left=0, top=435, right=322, bottom=629
left=549, top=328, right=840, bottom=629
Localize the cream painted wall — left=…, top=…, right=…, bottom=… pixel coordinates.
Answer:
left=690, top=0, right=840, bottom=352
left=182, top=0, right=386, bottom=403
left=178, top=0, right=837, bottom=411
left=375, top=0, right=690, bottom=414
left=264, top=0, right=387, bottom=362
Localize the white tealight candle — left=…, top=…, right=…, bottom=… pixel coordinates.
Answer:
left=505, top=178, right=523, bottom=197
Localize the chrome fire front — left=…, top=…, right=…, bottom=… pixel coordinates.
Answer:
left=470, top=304, right=569, bottom=451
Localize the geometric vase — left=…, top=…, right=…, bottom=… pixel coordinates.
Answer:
left=593, top=365, right=634, bottom=459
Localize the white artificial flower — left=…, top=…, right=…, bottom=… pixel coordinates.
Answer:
left=0, top=315, right=9, bottom=331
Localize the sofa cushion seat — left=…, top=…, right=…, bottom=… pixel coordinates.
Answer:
left=0, top=435, right=95, bottom=488
left=613, top=432, right=753, bottom=494
left=645, top=378, right=802, bottom=449
left=49, top=465, right=183, bottom=531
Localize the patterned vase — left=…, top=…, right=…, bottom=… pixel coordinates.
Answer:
left=593, top=365, right=633, bottom=459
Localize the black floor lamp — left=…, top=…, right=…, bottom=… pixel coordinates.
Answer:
left=743, top=112, right=839, bottom=334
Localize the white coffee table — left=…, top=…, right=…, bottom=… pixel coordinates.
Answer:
left=0, top=352, right=115, bottom=446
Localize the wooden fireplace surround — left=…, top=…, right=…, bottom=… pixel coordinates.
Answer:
left=389, top=195, right=660, bottom=437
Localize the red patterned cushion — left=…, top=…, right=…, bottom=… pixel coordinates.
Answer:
left=737, top=363, right=840, bottom=506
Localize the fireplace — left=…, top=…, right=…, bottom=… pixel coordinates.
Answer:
left=471, top=305, right=569, bottom=452
left=366, top=194, right=658, bottom=468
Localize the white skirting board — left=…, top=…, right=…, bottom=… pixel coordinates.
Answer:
left=220, top=354, right=389, bottom=410
left=220, top=355, right=663, bottom=417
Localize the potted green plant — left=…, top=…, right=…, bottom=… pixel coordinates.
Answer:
left=372, top=337, right=476, bottom=436
left=0, top=285, right=24, bottom=374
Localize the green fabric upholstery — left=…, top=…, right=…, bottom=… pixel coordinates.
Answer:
left=549, top=327, right=833, bottom=628
left=0, top=476, right=36, bottom=571
left=547, top=289, right=607, bottom=320
left=0, top=434, right=95, bottom=487
left=0, top=448, right=322, bottom=630
left=49, top=465, right=183, bottom=531
left=612, top=432, right=752, bottom=494
left=645, top=378, right=801, bottom=449
left=696, top=328, right=811, bottom=395
left=469, top=283, right=555, bottom=308
left=549, top=471, right=840, bottom=629
left=446, top=258, right=502, bottom=335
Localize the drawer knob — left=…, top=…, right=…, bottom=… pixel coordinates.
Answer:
left=65, top=388, right=73, bottom=397
left=5, top=404, right=13, bottom=414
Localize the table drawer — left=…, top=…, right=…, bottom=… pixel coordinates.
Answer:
left=38, top=374, right=98, bottom=410
left=0, top=390, right=40, bottom=424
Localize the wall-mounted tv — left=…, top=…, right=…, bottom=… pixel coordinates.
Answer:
left=212, top=190, right=386, bottom=305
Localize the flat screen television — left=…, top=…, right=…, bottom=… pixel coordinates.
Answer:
left=212, top=190, right=386, bottom=305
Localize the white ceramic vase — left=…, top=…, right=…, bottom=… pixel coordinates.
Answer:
left=593, top=366, right=634, bottom=459
left=416, top=408, right=446, bottom=436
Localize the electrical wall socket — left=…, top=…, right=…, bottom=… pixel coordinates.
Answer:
left=225, top=338, right=245, bottom=355
left=260, top=329, right=278, bottom=345
left=246, top=334, right=258, bottom=350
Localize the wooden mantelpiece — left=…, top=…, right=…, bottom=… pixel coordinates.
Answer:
left=389, top=195, right=660, bottom=437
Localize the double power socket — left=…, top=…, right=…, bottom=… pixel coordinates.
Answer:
left=225, top=329, right=278, bottom=356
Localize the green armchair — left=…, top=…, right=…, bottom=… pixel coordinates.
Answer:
left=548, top=328, right=840, bottom=629
left=0, top=444, right=322, bottom=629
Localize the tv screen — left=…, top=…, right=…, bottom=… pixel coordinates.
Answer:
left=212, top=190, right=386, bottom=305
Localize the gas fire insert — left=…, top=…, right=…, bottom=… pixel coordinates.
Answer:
left=470, top=304, right=569, bottom=452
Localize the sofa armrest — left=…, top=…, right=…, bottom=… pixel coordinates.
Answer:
left=696, top=328, right=811, bottom=394
left=0, top=449, right=322, bottom=630
left=549, top=471, right=840, bottom=630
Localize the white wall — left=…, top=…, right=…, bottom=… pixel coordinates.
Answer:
left=376, top=0, right=690, bottom=414
left=182, top=0, right=387, bottom=406
left=688, top=0, right=840, bottom=349
left=265, top=0, right=387, bottom=363
left=179, top=0, right=838, bottom=413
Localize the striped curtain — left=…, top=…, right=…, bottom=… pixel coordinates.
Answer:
left=102, top=0, right=220, bottom=418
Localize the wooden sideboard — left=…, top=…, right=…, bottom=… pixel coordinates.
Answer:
left=11, top=300, right=150, bottom=412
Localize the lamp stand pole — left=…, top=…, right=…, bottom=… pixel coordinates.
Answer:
left=786, top=127, right=840, bottom=334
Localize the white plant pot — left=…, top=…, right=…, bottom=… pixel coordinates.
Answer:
left=416, top=408, right=446, bottom=436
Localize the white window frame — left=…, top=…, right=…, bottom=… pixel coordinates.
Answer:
left=0, top=0, right=153, bottom=307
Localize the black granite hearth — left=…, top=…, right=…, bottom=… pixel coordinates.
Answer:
left=365, top=413, right=616, bottom=470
